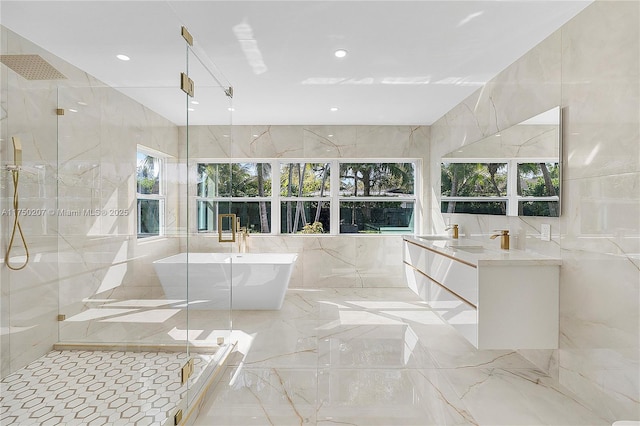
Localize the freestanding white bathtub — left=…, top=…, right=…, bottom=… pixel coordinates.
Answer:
left=152, top=252, right=298, bottom=310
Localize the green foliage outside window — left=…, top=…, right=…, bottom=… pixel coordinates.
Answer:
left=339, top=162, right=414, bottom=197
left=136, top=151, right=163, bottom=238
left=198, top=163, right=272, bottom=233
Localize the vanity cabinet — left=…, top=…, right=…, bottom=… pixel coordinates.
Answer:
left=403, top=236, right=560, bottom=349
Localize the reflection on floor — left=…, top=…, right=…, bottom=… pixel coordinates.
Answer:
left=0, top=350, right=212, bottom=425
left=194, top=287, right=609, bottom=426
left=59, top=298, right=231, bottom=348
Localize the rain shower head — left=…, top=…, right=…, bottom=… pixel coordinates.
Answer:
left=0, top=54, right=66, bottom=80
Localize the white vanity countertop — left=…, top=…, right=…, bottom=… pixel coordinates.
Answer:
left=404, top=235, right=562, bottom=267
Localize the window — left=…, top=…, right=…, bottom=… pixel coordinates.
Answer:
left=441, top=160, right=559, bottom=216
left=136, top=148, right=165, bottom=238
left=280, top=162, right=330, bottom=234
left=338, top=162, right=415, bottom=234
left=195, top=159, right=418, bottom=235
left=197, top=162, right=272, bottom=233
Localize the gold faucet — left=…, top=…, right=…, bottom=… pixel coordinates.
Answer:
left=490, top=230, right=510, bottom=250
left=445, top=224, right=459, bottom=239
left=237, top=218, right=249, bottom=253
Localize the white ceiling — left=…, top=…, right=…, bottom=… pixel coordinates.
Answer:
left=1, top=1, right=592, bottom=126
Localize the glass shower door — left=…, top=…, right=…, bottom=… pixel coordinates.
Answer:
left=53, top=17, right=234, bottom=424
left=183, top=27, right=235, bottom=411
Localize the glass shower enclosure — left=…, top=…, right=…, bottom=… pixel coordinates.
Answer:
left=1, top=4, right=233, bottom=423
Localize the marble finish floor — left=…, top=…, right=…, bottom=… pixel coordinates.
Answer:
left=195, top=287, right=609, bottom=426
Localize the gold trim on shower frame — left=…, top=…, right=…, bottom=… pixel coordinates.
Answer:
left=181, top=26, right=193, bottom=46
left=180, top=72, right=194, bottom=97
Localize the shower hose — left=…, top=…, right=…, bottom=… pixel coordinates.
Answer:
left=5, top=168, right=29, bottom=270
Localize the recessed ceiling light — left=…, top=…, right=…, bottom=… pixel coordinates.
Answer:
left=116, top=54, right=130, bottom=61
left=330, top=107, right=339, bottom=112
left=334, top=49, right=348, bottom=58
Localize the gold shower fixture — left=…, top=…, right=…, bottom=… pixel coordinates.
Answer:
left=4, top=137, right=30, bottom=270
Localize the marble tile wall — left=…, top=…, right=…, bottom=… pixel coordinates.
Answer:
left=180, top=125, right=430, bottom=289
left=0, top=26, right=182, bottom=377
left=430, top=1, right=639, bottom=421
left=4, top=4, right=637, bottom=422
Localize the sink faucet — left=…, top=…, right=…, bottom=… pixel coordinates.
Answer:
left=445, top=224, right=459, bottom=239
left=490, top=230, right=509, bottom=250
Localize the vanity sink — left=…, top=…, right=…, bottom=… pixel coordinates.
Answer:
left=414, top=235, right=484, bottom=250
left=453, top=246, right=486, bottom=253
left=403, top=234, right=561, bottom=349
left=445, top=240, right=482, bottom=248
left=415, top=235, right=451, bottom=241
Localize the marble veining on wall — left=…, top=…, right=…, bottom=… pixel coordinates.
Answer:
left=1, top=25, right=181, bottom=377
left=430, top=1, right=639, bottom=421
left=182, top=124, right=429, bottom=289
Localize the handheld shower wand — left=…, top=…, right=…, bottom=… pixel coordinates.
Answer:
left=5, top=136, right=29, bottom=270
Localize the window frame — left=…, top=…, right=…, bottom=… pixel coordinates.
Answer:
left=335, top=161, right=418, bottom=234
left=136, top=145, right=167, bottom=239
left=278, top=161, right=332, bottom=234
left=194, top=158, right=420, bottom=235
left=195, top=161, right=273, bottom=234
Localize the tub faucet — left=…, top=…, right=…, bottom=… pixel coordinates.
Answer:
left=445, top=224, right=459, bottom=239
left=490, top=230, right=510, bottom=250
left=237, top=223, right=249, bottom=253
left=240, top=227, right=249, bottom=253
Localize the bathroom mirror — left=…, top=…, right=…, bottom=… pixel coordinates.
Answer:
left=441, top=106, right=560, bottom=217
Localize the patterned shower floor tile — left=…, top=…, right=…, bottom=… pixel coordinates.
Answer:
left=0, top=350, right=210, bottom=426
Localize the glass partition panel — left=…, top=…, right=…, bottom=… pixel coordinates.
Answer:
left=184, top=32, right=234, bottom=409
left=0, top=43, right=59, bottom=378
left=56, top=84, right=189, bottom=347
